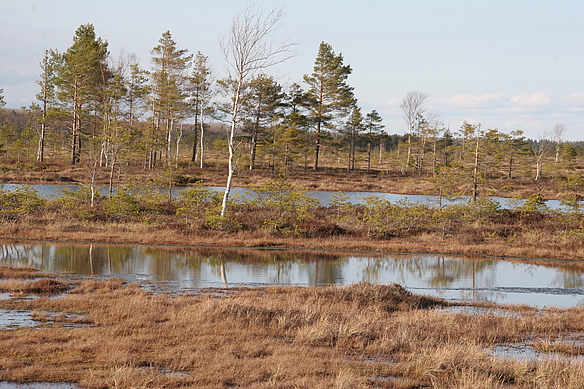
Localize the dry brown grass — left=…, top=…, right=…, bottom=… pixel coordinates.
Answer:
left=0, top=266, right=50, bottom=279
left=3, top=215, right=584, bottom=263
left=2, top=271, right=584, bottom=388
left=0, top=278, right=69, bottom=293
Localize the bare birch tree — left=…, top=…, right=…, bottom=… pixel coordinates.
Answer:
left=533, top=130, right=551, bottom=181
left=219, top=4, right=297, bottom=217
left=553, top=123, right=567, bottom=164
left=400, top=91, right=428, bottom=173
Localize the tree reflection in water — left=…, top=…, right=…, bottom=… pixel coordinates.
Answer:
left=1, top=242, right=584, bottom=307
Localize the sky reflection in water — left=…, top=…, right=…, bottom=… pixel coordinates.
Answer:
left=0, top=183, right=565, bottom=209
left=1, top=243, right=583, bottom=309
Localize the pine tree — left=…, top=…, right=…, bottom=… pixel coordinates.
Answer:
left=189, top=52, right=214, bottom=168
left=304, top=42, right=355, bottom=170
left=274, top=83, right=310, bottom=170
left=341, top=106, right=363, bottom=171
left=32, top=50, right=60, bottom=162
left=149, top=31, right=192, bottom=168
left=364, top=110, right=384, bottom=172
left=241, top=74, right=284, bottom=170
left=54, top=24, right=110, bottom=165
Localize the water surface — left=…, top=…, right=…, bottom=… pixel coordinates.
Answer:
left=1, top=243, right=583, bottom=308
left=0, top=183, right=566, bottom=209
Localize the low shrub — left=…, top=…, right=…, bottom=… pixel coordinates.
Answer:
left=0, top=185, right=47, bottom=221
left=104, top=186, right=140, bottom=221
left=203, top=215, right=243, bottom=232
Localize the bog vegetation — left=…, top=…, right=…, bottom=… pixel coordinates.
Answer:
left=2, top=9, right=584, bottom=389
left=2, top=269, right=584, bottom=388
left=0, top=172, right=582, bottom=260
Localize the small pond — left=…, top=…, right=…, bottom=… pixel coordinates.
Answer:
left=1, top=242, right=584, bottom=308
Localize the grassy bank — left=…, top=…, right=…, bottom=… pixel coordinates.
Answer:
left=2, top=221, right=584, bottom=263
left=1, top=268, right=584, bottom=388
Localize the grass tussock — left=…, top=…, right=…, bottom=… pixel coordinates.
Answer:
left=0, top=266, right=49, bottom=279
left=2, top=272, right=584, bottom=388
left=0, top=278, right=69, bottom=294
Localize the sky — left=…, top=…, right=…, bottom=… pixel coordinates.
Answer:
left=1, top=0, right=583, bottom=140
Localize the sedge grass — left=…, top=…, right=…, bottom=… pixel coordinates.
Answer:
left=2, top=270, right=584, bottom=388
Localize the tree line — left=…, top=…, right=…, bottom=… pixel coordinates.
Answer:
left=15, top=19, right=370, bottom=171
left=0, top=7, right=582, bottom=200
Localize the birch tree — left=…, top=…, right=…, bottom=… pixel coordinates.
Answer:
left=553, top=123, right=567, bottom=165
left=533, top=131, right=551, bottom=181
left=400, top=91, right=428, bottom=173
left=219, top=4, right=297, bottom=217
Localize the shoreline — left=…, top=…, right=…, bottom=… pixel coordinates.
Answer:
left=3, top=234, right=584, bottom=264
left=3, top=225, right=584, bottom=265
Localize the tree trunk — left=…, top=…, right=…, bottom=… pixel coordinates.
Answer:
left=472, top=136, right=480, bottom=201
left=199, top=117, right=205, bottom=169
left=314, top=124, right=321, bottom=170
left=367, top=141, right=372, bottom=173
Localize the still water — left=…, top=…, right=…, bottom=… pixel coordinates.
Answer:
left=0, top=183, right=565, bottom=209
left=1, top=242, right=583, bottom=308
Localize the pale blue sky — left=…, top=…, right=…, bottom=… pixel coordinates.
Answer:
left=1, top=0, right=583, bottom=140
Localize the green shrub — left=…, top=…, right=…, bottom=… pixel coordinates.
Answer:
left=459, top=197, right=501, bottom=221
left=203, top=215, right=242, bottom=232
left=56, top=186, right=96, bottom=220
left=104, top=186, right=140, bottom=221
left=358, top=197, right=433, bottom=237
left=329, top=192, right=352, bottom=219
left=120, top=184, right=166, bottom=213
left=560, top=194, right=584, bottom=214
left=248, top=176, right=319, bottom=218
left=261, top=217, right=301, bottom=237
left=176, top=186, right=220, bottom=222
left=0, top=186, right=46, bottom=221
left=517, top=193, right=548, bottom=213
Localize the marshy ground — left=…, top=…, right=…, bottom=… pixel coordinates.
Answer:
left=1, top=163, right=584, bottom=387
left=1, top=266, right=584, bottom=388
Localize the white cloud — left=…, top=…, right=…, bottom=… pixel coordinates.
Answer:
left=508, top=92, right=550, bottom=107
left=381, top=97, right=400, bottom=107
left=559, top=94, right=584, bottom=106
left=409, top=92, right=584, bottom=140
left=434, top=94, right=503, bottom=108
